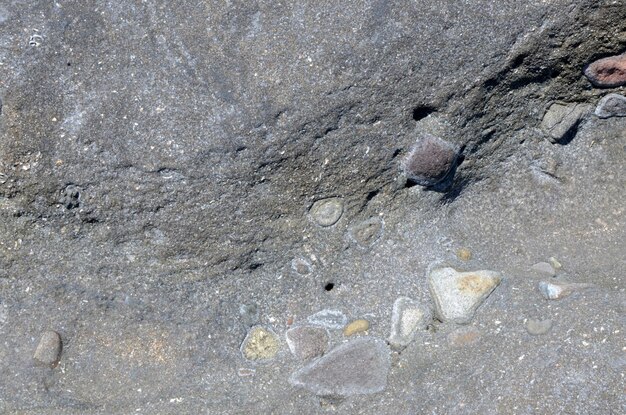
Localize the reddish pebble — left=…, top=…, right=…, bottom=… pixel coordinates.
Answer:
left=584, top=53, right=626, bottom=88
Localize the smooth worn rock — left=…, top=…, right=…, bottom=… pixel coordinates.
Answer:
left=307, top=310, right=348, bottom=330
left=429, top=267, right=502, bottom=324
left=290, top=337, right=390, bottom=397
left=402, top=133, right=459, bottom=186
left=526, top=319, right=553, bottom=335
left=388, top=297, right=430, bottom=350
left=447, top=326, right=481, bottom=348
left=291, top=257, right=312, bottom=275
left=584, top=53, right=626, bottom=88
left=286, top=326, right=329, bottom=361
left=33, top=330, right=62, bottom=368
left=538, top=281, right=593, bottom=300
left=531, top=262, right=556, bottom=277
left=349, top=218, right=383, bottom=248
left=540, top=102, right=591, bottom=144
left=594, top=93, right=626, bottom=119
left=343, top=319, right=370, bottom=337
left=309, top=198, right=344, bottom=227
left=241, top=326, right=280, bottom=361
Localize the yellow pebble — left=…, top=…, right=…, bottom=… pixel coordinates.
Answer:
left=457, top=248, right=472, bottom=261
left=343, top=319, right=370, bottom=336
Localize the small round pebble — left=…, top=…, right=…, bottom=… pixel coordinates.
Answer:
left=343, top=319, right=370, bottom=336
left=402, top=133, right=459, bottom=186
left=291, top=257, right=312, bottom=275
left=33, top=330, right=62, bottom=368
left=309, top=198, right=344, bottom=227
left=526, top=319, right=553, bottom=335
left=584, top=53, right=626, bottom=88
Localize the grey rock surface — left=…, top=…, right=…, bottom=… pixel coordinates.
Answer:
left=307, top=309, right=348, bottom=330
left=540, top=102, right=591, bottom=144
left=538, top=280, right=593, bottom=300
left=290, top=337, right=390, bottom=397
left=526, top=319, right=553, bottom=335
left=531, top=262, right=557, bottom=277
left=0, top=0, right=625, bottom=413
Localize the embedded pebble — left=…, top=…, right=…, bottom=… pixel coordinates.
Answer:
left=549, top=257, right=562, bottom=270
left=307, top=309, right=348, bottom=330
left=457, top=248, right=472, bottom=261
left=286, top=326, right=329, bottom=360
left=538, top=281, right=592, bottom=300
left=531, top=262, right=556, bottom=277
left=289, top=337, right=390, bottom=397
left=33, top=330, right=62, bottom=368
left=526, top=319, right=553, bottom=335
left=241, top=326, right=280, bottom=361
left=429, top=267, right=502, bottom=324
left=349, top=218, right=383, bottom=248
left=291, top=257, right=312, bottom=275
left=540, top=102, right=591, bottom=143
left=309, top=198, right=344, bottom=227
left=343, top=319, right=370, bottom=337
left=447, top=326, right=481, bottom=348
left=388, top=297, right=430, bottom=350
left=584, top=53, right=626, bottom=88
left=595, top=93, right=626, bottom=119
left=402, top=133, right=459, bottom=186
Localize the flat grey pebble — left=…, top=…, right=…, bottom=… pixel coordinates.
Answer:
left=540, top=102, right=590, bottom=143
left=595, top=93, right=626, bottom=119
left=538, top=280, right=593, bottom=300
left=33, top=330, right=62, bottom=368
left=286, top=325, right=329, bottom=360
left=290, top=336, right=390, bottom=397
left=526, top=319, right=553, bottom=335
left=309, top=198, right=344, bottom=227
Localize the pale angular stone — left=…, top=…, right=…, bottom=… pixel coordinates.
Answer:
left=290, top=337, right=390, bottom=397
left=429, top=267, right=502, bottom=324
left=343, top=319, right=369, bottom=337
left=595, top=93, right=626, bottom=119
left=388, top=297, right=430, bottom=350
left=309, top=198, right=344, bottom=227
left=531, top=262, right=556, bottom=277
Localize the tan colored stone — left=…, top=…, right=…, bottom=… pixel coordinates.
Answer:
left=343, top=319, right=370, bottom=337
left=241, top=326, right=280, bottom=361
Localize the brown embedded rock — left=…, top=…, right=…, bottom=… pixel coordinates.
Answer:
left=584, top=53, right=626, bottom=88
left=286, top=326, right=329, bottom=360
left=402, top=133, right=459, bottom=186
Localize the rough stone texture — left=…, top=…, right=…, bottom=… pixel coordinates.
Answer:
left=290, top=337, right=390, bottom=397
left=447, top=326, right=482, bottom=348
left=594, top=93, right=626, bottom=119
left=402, top=133, right=459, bottom=186
left=307, top=310, right=348, bottom=330
left=584, top=52, right=626, bottom=87
left=388, top=297, right=430, bottom=350
left=286, top=326, right=329, bottom=361
left=349, top=217, right=383, bottom=248
left=33, top=330, right=62, bottom=368
left=540, top=102, right=591, bottom=144
left=538, top=281, right=593, bottom=300
left=241, top=326, right=280, bottom=361
left=429, top=267, right=502, bottom=324
left=0, top=0, right=625, bottom=413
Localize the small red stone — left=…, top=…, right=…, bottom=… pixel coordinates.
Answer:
left=584, top=53, right=626, bottom=88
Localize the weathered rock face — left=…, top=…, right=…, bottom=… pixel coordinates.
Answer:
left=1, top=0, right=626, bottom=414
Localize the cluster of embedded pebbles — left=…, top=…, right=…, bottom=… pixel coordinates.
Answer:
left=237, top=257, right=589, bottom=400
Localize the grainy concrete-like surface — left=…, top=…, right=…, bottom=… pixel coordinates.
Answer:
left=0, top=1, right=625, bottom=414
